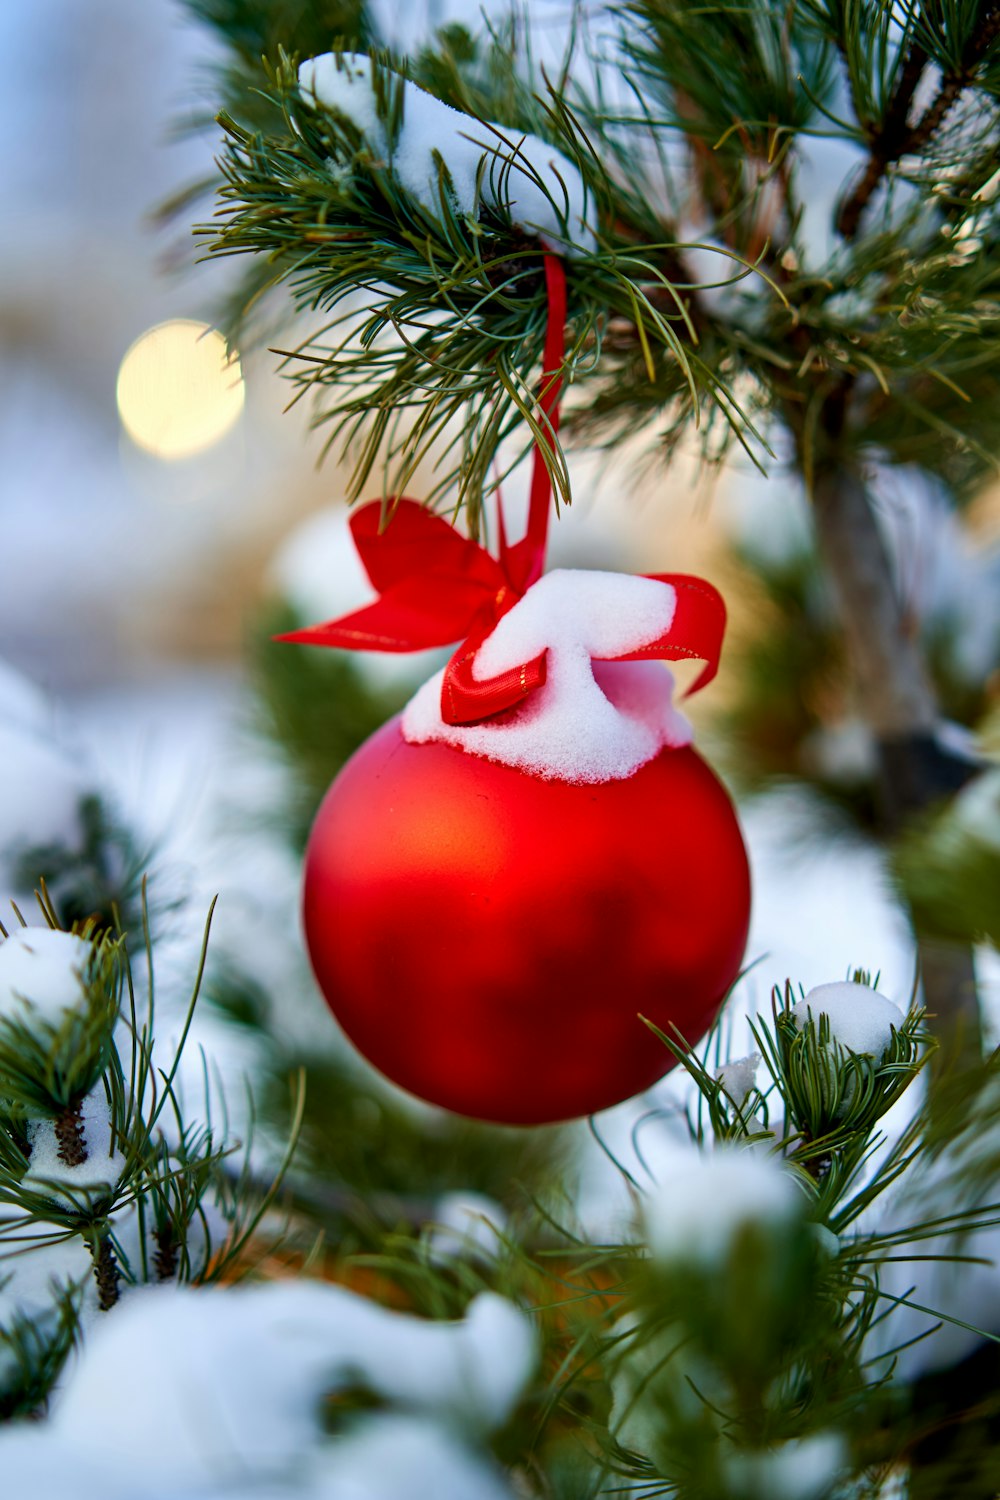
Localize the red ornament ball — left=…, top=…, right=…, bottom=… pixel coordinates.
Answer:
left=303, top=718, right=750, bottom=1125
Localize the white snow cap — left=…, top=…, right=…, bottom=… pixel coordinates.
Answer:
left=403, top=569, right=692, bottom=783
left=299, top=51, right=389, bottom=157
left=645, top=1147, right=802, bottom=1269
left=791, top=981, right=903, bottom=1058
left=299, top=52, right=596, bottom=257
left=0, top=927, right=95, bottom=1031
left=269, top=504, right=442, bottom=691
left=716, top=1052, right=761, bottom=1107
left=0, top=1285, right=530, bottom=1500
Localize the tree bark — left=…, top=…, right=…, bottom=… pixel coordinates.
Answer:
left=92, top=1234, right=120, bottom=1311
left=810, top=461, right=981, bottom=1051
left=811, top=465, right=935, bottom=741
left=54, top=1099, right=87, bottom=1168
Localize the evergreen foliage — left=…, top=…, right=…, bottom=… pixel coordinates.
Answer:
left=175, top=8, right=999, bottom=1488
left=3, top=2, right=1000, bottom=1495
left=0, top=704, right=996, bottom=1490
left=0, top=891, right=297, bottom=1414
left=10, top=795, right=151, bottom=938
left=186, top=0, right=376, bottom=63
left=195, top=1, right=1000, bottom=512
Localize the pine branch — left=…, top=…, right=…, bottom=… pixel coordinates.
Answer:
left=0, top=897, right=303, bottom=1417
left=181, top=0, right=378, bottom=63
left=197, top=45, right=780, bottom=522
left=0, top=1285, right=82, bottom=1420
left=0, top=929, right=122, bottom=1121
left=838, top=2, right=1000, bottom=238
left=11, top=795, right=157, bottom=941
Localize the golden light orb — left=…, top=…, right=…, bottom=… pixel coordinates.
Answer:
left=116, top=319, right=245, bottom=460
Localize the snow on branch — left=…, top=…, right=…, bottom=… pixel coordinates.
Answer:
left=298, top=52, right=597, bottom=258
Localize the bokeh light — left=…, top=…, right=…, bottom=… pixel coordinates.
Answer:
left=116, top=319, right=244, bottom=460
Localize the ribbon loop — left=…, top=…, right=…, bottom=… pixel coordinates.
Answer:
left=278, top=255, right=569, bottom=684
left=277, top=254, right=729, bottom=729
left=440, top=572, right=725, bottom=727
left=600, top=573, right=726, bottom=696
left=443, top=630, right=548, bottom=727
left=276, top=499, right=507, bottom=654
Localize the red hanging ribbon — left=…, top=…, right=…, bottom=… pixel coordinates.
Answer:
left=278, top=254, right=726, bottom=724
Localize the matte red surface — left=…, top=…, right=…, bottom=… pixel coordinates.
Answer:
left=303, top=718, right=751, bottom=1125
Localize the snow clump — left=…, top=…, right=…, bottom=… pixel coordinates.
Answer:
left=299, top=52, right=596, bottom=257
left=53, top=1284, right=534, bottom=1463
left=791, top=981, right=903, bottom=1059
left=0, top=1282, right=534, bottom=1499
left=302, top=1411, right=517, bottom=1500
left=722, top=1432, right=846, bottom=1500
left=716, top=1052, right=761, bottom=1107
left=645, top=1147, right=803, bottom=1270
left=0, top=927, right=95, bottom=1033
left=22, top=1087, right=125, bottom=1203
left=403, top=569, right=692, bottom=783
left=428, top=1191, right=508, bottom=1266
left=300, top=51, right=387, bottom=155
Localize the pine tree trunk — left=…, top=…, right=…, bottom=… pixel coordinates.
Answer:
left=809, top=461, right=981, bottom=1055
left=811, top=465, right=934, bottom=742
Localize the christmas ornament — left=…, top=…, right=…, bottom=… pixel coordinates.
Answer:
left=282, top=257, right=750, bottom=1124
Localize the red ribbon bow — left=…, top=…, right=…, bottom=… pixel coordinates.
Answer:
left=279, top=256, right=727, bottom=725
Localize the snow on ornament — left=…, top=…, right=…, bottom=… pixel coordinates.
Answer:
left=279, top=257, right=750, bottom=1124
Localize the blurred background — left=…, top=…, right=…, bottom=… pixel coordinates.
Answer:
left=1, top=0, right=998, bottom=1234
